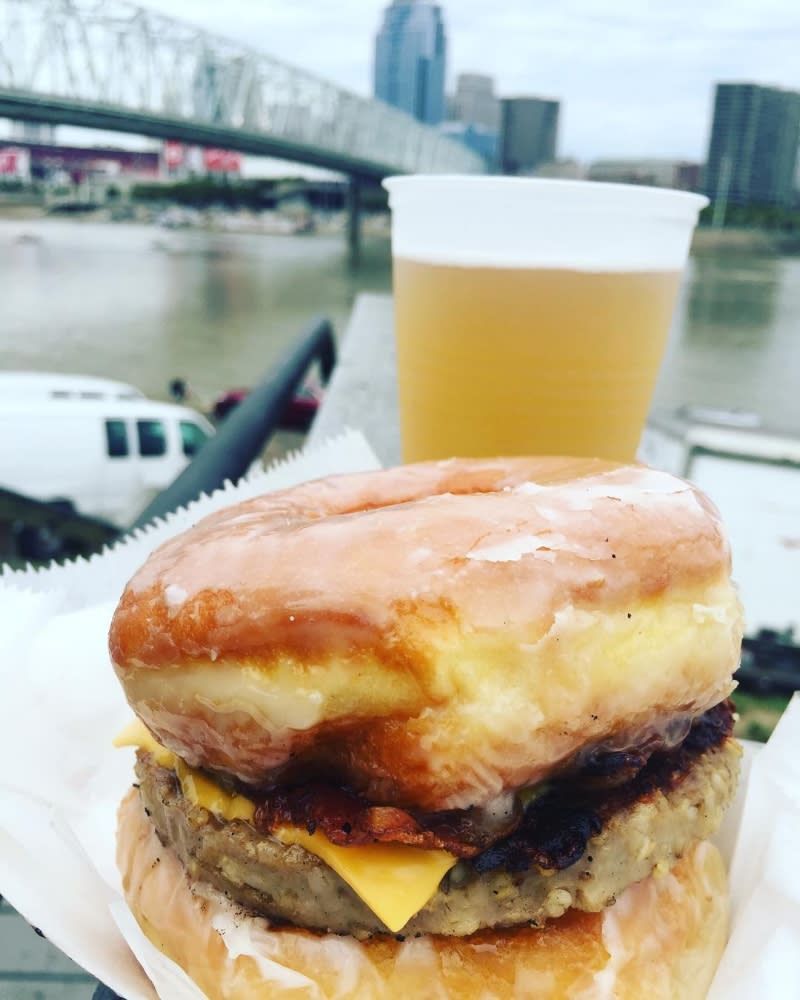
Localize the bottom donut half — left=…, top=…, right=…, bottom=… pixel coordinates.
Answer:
left=117, top=789, right=729, bottom=1000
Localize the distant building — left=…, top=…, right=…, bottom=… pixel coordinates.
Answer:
left=374, top=0, right=447, bottom=125
left=4, top=138, right=159, bottom=186
left=443, top=73, right=499, bottom=169
left=438, top=122, right=498, bottom=168
left=532, top=159, right=585, bottom=180
left=676, top=161, right=703, bottom=192
left=588, top=158, right=701, bottom=191
left=11, top=121, right=56, bottom=144
left=499, top=97, right=559, bottom=175
left=704, top=83, right=800, bottom=207
left=449, top=73, right=500, bottom=132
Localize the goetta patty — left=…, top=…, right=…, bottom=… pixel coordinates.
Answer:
left=135, top=710, right=739, bottom=937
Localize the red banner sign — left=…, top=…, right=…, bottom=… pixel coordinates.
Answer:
left=203, top=148, right=241, bottom=173
left=163, top=141, right=185, bottom=168
left=0, top=147, right=21, bottom=174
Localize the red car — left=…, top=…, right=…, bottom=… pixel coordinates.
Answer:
left=212, top=383, right=322, bottom=432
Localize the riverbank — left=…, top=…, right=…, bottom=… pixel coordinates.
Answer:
left=692, top=226, right=800, bottom=255
left=0, top=201, right=391, bottom=238
left=3, top=202, right=799, bottom=254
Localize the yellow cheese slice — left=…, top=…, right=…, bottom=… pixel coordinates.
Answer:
left=113, top=718, right=176, bottom=769
left=173, top=759, right=256, bottom=823
left=275, top=826, right=456, bottom=933
left=114, top=719, right=256, bottom=822
left=115, top=718, right=457, bottom=931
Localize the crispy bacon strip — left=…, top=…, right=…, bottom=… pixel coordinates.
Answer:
left=254, top=783, right=521, bottom=858
left=252, top=701, right=735, bottom=863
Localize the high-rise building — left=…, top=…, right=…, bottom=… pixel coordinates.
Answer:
left=443, top=73, right=500, bottom=169
left=374, top=0, right=447, bottom=125
left=449, top=73, right=500, bottom=132
left=499, top=97, right=559, bottom=175
left=704, top=83, right=800, bottom=207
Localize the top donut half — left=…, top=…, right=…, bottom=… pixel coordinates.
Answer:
left=109, top=457, right=743, bottom=811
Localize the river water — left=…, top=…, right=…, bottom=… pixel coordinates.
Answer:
left=1, top=218, right=799, bottom=435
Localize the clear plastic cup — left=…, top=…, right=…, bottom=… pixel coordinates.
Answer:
left=384, top=176, right=708, bottom=463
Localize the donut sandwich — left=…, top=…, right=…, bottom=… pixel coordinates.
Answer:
left=111, top=457, right=743, bottom=999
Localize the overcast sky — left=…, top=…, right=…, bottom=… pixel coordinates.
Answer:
left=145, top=0, right=800, bottom=162
left=4, top=0, right=798, bottom=167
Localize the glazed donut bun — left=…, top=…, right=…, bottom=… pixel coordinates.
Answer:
left=110, top=457, right=742, bottom=810
left=118, top=789, right=730, bottom=1000
left=112, top=458, right=741, bottom=998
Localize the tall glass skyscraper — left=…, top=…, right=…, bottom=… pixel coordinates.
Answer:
left=704, top=83, right=800, bottom=207
left=374, top=0, right=447, bottom=126
left=499, top=97, right=560, bottom=175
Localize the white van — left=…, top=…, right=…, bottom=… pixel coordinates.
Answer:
left=0, top=373, right=215, bottom=528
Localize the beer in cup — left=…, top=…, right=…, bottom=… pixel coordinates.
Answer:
left=384, top=176, right=707, bottom=463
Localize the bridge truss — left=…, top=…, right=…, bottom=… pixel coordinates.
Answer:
left=0, top=0, right=484, bottom=178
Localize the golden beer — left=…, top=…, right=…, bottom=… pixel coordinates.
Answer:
left=393, top=259, right=682, bottom=463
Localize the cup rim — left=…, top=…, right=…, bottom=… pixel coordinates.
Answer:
left=383, top=174, right=709, bottom=218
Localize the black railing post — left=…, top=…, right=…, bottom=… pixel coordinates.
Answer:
left=129, top=317, right=336, bottom=531
left=347, top=176, right=362, bottom=268
left=92, top=987, right=122, bottom=1000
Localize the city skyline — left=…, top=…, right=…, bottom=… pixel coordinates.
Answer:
left=141, top=0, right=800, bottom=162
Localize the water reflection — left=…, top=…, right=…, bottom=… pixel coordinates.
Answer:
left=653, top=251, right=800, bottom=432
left=0, top=220, right=392, bottom=404
left=685, top=253, right=779, bottom=340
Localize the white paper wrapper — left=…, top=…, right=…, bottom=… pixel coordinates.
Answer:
left=708, top=695, right=800, bottom=999
left=0, top=429, right=797, bottom=1000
